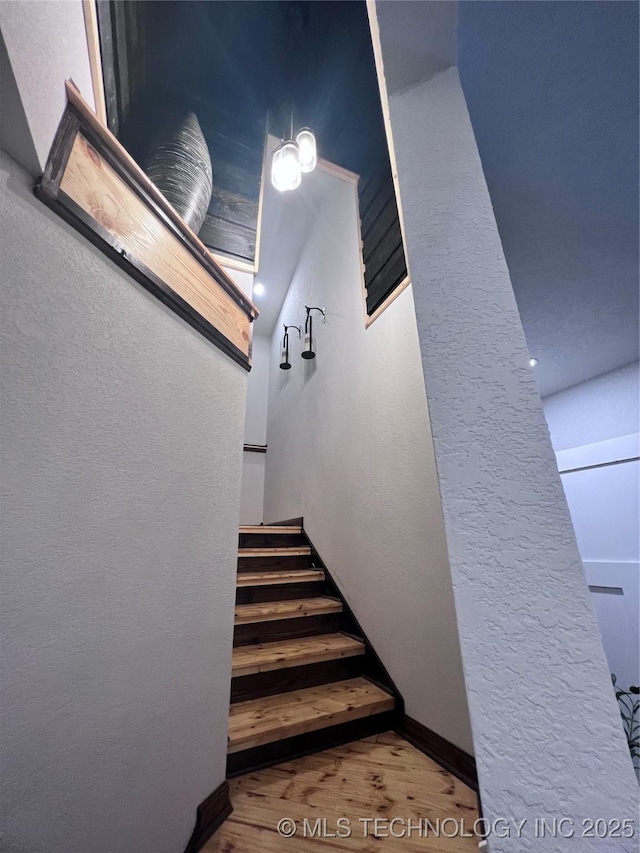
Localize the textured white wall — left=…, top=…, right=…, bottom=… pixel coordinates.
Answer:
left=0, top=0, right=95, bottom=174
left=263, top=171, right=473, bottom=753
left=239, top=335, right=270, bottom=524
left=557, top=435, right=640, bottom=693
left=376, top=28, right=638, bottom=846
left=543, top=362, right=639, bottom=452
left=244, top=334, right=270, bottom=445
left=0, top=150, right=245, bottom=853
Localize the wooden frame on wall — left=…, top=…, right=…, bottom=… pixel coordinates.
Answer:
left=36, top=82, right=258, bottom=370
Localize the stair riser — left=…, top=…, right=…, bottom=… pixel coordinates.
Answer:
left=237, top=555, right=312, bottom=572
left=230, top=658, right=364, bottom=703
left=239, top=533, right=308, bottom=550
left=236, top=582, right=326, bottom=605
left=233, top=613, right=342, bottom=647
left=226, top=710, right=398, bottom=777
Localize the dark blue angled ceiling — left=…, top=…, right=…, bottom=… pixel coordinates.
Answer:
left=458, top=0, right=639, bottom=396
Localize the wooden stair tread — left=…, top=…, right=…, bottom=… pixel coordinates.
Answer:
left=237, top=569, right=324, bottom=587
left=234, top=597, right=342, bottom=625
left=240, top=525, right=302, bottom=534
left=232, top=633, right=366, bottom=677
left=239, top=546, right=311, bottom=557
left=228, top=677, right=394, bottom=753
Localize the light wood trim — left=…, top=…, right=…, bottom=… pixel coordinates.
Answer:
left=353, top=1, right=413, bottom=330
left=365, top=274, right=412, bottom=328
left=236, top=570, right=325, bottom=587
left=61, top=134, right=251, bottom=355
left=253, top=123, right=270, bottom=276
left=239, top=525, right=302, bottom=534
left=354, top=181, right=370, bottom=328
left=81, top=0, right=107, bottom=126
left=353, top=172, right=412, bottom=330
left=62, top=82, right=258, bottom=318
left=317, top=157, right=360, bottom=185
left=228, top=678, right=394, bottom=752
left=211, top=253, right=256, bottom=276
left=231, top=634, right=366, bottom=677
left=366, top=0, right=411, bottom=282
left=238, top=547, right=311, bottom=558
left=234, top=597, right=342, bottom=625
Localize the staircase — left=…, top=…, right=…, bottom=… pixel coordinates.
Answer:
left=227, top=522, right=398, bottom=775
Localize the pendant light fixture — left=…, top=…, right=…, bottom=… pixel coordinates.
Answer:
left=271, top=137, right=302, bottom=192
left=271, top=115, right=317, bottom=191
left=279, top=324, right=301, bottom=370
left=302, top=306, right=325, bottom=360
left=272, top=4, right=316, bottom=193
left=296, top=128, right=317, bottom=173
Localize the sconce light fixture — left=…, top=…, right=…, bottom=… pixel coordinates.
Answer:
left=302, top=306, right=326, bottom=360
left=279, top=324, right=301, bottom=370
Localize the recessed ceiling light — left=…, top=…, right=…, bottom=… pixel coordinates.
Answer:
left=529, top=357, right=538, bottom=367
left=253, top=282, right=264, bottom=296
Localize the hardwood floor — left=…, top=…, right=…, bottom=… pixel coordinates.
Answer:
left=206, top=732, right=479, bottom=852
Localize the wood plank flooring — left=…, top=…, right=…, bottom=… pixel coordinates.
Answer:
left=205, top=732, right=479, bottom=852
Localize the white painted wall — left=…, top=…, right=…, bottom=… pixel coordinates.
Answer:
left=0, top=148, right=245, bottom=853
left=558, top=435, right=640, bottom=694
left=263, top=170, right=473, bottom=753
left=543, top=362, right=639, bottom=451
left=374, top=5, right=638, bottom=836
left=543, top=366, right=639, bottom=688
left=240, top=334, right=270, bottom=524
left=0, top=0, right=95, bottom=174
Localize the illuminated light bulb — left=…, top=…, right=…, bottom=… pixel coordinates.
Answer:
left=271, top=140, right=302, bottom=191
left=529, top=357, right=538, bottom=367
left=296, top=128, right=317, bottom=174
left=253, top=282, right=264, bottom=296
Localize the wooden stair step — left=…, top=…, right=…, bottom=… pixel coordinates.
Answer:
left=237, top=569, right=324, bottom=587
left=234, top=597, right=342, bottom=625
left=239, top=525, right=302, bottom=534
left=228, top=677, right=395, bottom=753
left=238, top=546, right=311, bottom=558
left=232, top=633, right=366, bottom=677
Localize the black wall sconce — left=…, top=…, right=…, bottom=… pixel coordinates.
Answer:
left=279, top=324, right=301, bottom=370
left=302, top=306, right=326, bottom=360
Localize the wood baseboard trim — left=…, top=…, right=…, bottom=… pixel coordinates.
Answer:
left=396, top=715, right=478, bottom=792
left=184, top=780, right=232, bottom=853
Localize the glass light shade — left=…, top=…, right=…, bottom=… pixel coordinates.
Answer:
left=271, top=140, right=302, bottom=191
left=296, top=128, right=317, bottom=173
